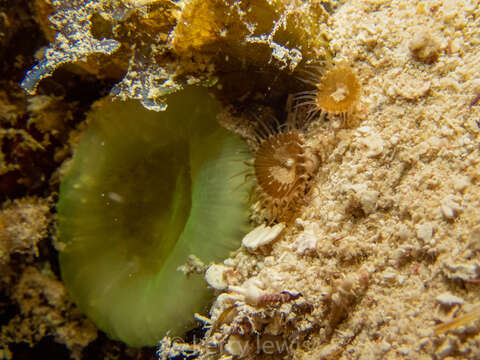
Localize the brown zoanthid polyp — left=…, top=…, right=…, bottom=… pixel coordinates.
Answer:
left=294, top=63, right=362, bottom=121
left=250, top=63, right=361, bottom=223
left=251, top=111, right=319, bottom=223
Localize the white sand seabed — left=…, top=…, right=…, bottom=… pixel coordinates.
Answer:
left=162, top=1, right=480, bottom=359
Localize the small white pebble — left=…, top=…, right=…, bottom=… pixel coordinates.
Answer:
left=397, top=224, right=412, bottom=241
left=436, top=292, right=465, bottom=306
left=223, top=258, right=234, bottom=266
left=229, top=278, right=265, bottom=304
left=357, top=126, right=372, bottom=134
left=453, top=176, right=469, bottom=192
left=416, top=223, right=434, bottom=242
left=359, top=134, right=384, bottom=157
left=205, top=264, right=230, bottom=290
left=385, top=85, right=396, bottom=97
left=444, top=263, right=479, bottom=281
left=242, top=223, right=285, bottom=250
left=382, top=271, right=397, bottom=282
left=397, top=275, right=407, bottom=285
left=357, top=189, right=379, bottom=215
left=441, top=196, right=462, bottom=219
left=291, top=221, right=320, bottom=254
left=441, top=203, right=455, bottom=219
left=397, top=346, right=410, bottom=356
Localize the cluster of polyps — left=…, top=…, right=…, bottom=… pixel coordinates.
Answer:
left=251, top=64, right=361, bottom=223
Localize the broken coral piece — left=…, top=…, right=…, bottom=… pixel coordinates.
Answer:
left=242, top=223, right=285, bottom=250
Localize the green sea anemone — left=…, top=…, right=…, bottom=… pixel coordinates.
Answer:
left=56, top=87, right=251, bottom=347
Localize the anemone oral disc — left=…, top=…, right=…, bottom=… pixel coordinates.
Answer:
left=57, top=87, right=251, bottom=347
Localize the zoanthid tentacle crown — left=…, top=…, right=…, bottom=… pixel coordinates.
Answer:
left=251, top=112, right=320, bottom=223
left=294, top=63, right=362, bottom=121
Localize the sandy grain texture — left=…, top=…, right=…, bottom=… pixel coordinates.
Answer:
left=161, top=1, right=480, bottom=359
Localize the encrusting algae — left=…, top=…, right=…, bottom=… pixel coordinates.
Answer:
left=23, top=0, right=333, bottom=110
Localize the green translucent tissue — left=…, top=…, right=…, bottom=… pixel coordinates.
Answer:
left=56, top=87, right=251, bottom=347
